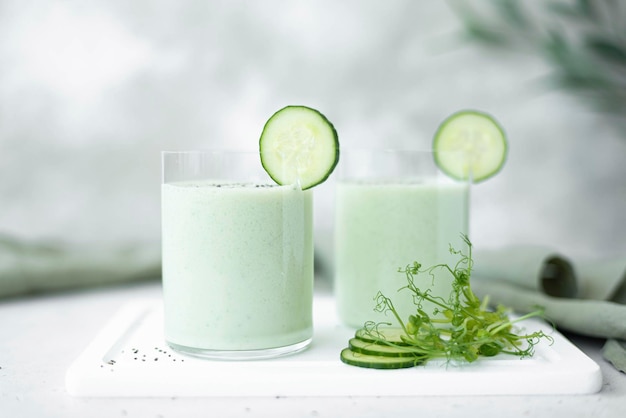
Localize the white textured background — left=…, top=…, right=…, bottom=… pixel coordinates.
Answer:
left=1, top=0, right=625, bottom=260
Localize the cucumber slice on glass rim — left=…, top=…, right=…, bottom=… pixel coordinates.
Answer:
left=259, top=105, right=339, bottom=190
left=433, top=110, right=507, bottom=183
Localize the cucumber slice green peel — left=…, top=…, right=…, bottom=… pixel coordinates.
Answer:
left=349, top=338, right=429, bottom=358
left=433, top=109, right=508, bottom=183
left=340, top=348, right=423, bottom=370
left=259, top=105, right=339, bottom=190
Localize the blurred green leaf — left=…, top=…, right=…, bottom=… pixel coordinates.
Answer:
left=494, top=0, right=528, bottom=28
left=554, top=72, right=611, bottom=90
left=546, top=0, right=597, bottom=21
left=542, top=30, right=571, bottom=65
left=547, top=1, right=584, bottom=18
left=586, top=36, right=626, bottom=64
left=451, top=0, right=626, bottom=121
left=464, top=21, right=510, bottom=46
left=576, top=0, right=597, bottom=19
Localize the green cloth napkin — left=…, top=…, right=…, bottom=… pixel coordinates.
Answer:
left=0, top=234, right=161, bottom=299
left=473, top=246, right=626, bottom=373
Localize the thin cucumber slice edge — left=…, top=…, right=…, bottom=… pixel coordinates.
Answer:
left=354, top=327, right=410, bottom=346
left=340, top=348, right=422, bottom=369
left=349, top=338, right=426, bottom=358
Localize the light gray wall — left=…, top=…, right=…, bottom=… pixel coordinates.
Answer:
left=1, top=0, right=624, bottom=260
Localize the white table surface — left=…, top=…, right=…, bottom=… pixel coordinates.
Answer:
left=2, top=279, right=625, bottom=418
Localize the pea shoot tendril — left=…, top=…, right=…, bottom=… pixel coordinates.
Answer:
left=357, top=234, right=554, bottom=366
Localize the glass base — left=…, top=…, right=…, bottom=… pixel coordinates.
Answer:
left=166, top=338, right=312, bottom=361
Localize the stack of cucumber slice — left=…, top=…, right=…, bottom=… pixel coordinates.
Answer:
left=340, top=328, right=426, bottom=369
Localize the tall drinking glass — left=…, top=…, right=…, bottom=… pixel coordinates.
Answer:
left=161, top=151, right=314, bottom=359
left=334, top=149, right=470, bottom=328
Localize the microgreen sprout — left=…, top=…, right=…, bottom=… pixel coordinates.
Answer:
left=355, top=234, right=554, bottom=366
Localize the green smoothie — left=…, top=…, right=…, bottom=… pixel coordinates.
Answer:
left=161, top=181, right=314, bottom=354
left=334, top=180, right=469, bottom=328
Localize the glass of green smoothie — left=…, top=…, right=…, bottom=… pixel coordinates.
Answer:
left=161, top=150, right=314, bottom=359
left=334, top=149, right=470, bottom=328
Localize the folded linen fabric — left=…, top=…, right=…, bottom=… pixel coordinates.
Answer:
left=0, top=234, right=161, bottom=299
left=473, top=245, right=577, bottom=297
left=471, top=279, right=626, bottom=340
left=603, top=339, right=626, bottom=372
left=573, top=258, right=626, bottom=303
left=473, top=246, right=626, bottom=374
left=474, top=246, right=626, bottom=302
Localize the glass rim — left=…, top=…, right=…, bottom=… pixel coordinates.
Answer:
left=161, top=149, right=261, bottom=156
left=337, top=147, right=465, bottom=154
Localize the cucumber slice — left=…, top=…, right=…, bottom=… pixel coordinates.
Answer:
left=259, top=105, right=339, bottom=190
left=433, top=109, right=507, bottom=183
left=355, top=327, right=409, bottom=346
left=340, top=348, right=421, bottom=369
left=349, top=338, right=425, bottom=358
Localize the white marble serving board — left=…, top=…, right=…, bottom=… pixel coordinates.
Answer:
left=65, top=294, right=602, bottom=397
